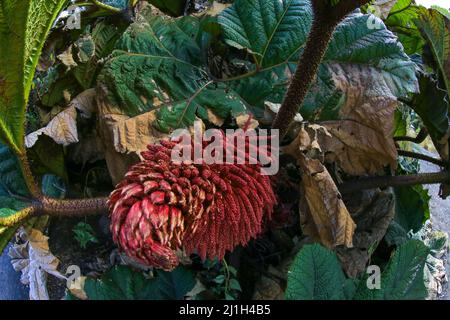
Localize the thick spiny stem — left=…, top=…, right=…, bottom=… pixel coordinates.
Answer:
left=272, top=0, right=371, bottom=138
left=17, top=152, right=42, bottom=198
left=33, top=196, right=109, bottom=217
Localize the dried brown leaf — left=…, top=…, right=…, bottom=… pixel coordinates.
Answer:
left=285, top=120, right=397, bottom=175
left=69, top=88, right=97, bottom=118
left=57, top=45, right=77, bottom=70
left=8, top=228, right=65, bottom=300
left=206, top=107, right=225, bottom=127
left=236, top=113, right=259, bottom=130
left=286, top=62, right=400, bottom=175
left=372, top=0, right=397, bottom=19
left=298, top=154, right=356, bottom=249
left=97, top=87, right=168, bottom=184
left=25, top=106, right=78, bottom=148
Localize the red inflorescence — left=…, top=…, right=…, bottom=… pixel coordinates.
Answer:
left=108, top=132, right=277, bottom=271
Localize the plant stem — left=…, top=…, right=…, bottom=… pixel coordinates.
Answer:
left=17, top=152, right=42, bottom=198
left=394, top=128, right=428, bottom=143
left=89, top=0, right=121, bottom=13
left=339, top=171, right=450, bottom=194
left=34, top=196, right=109, bottom=217
left=271, top=0, right=371, bottom=139
left=397, top=149, right=446, bottom=167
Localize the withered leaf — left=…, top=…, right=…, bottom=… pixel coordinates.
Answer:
left=298, top=154, right=356, bottom=249
left=26, top=89, right=97, bottom=148
left=57, top=45, right=77, bottom=70
left=286, top=121, right=397, bottom=176
left=9, top=228, right=65, bottom=300
left=97, top=88, right=168, bottom=184
left=25, top=106, right=78, bottom=148
left=284, top=61, right=401, bottom=176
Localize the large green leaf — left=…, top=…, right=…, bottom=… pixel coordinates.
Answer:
left=0, top=144, right=32, bottom=254
left=83, top=265, right=196, bottom=300
left=416, top=8, right=450, bottom=99
left=285, top=244, right=346, bottom=300
left=354, top=240, right=429, bottom=300
left=394, top=185, right=430, bottom=234
left=73, top=21, right=126, bottom=89
left=384, top=0, right=426, bottom=55
left=99, top=16, right=247, bottom=132
left=411, top=75, right=450, bottom=163
left=408, top=9, right=450, bottom=163
left=219, top=0, right=418, bottom=119
left=287, top=241, right=429, bottom=300
left=218, top=0, right=313, bottom=69
left=0, top=0, right=68, bottom=153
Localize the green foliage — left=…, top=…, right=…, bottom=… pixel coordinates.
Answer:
left=82, top=265, right=196, bottom=300
left=219, top=0, right=417, bottom=119
left=286, top=241, right=429, bottom=300
left=28, top=136, right=68, bottom=182
left=384, top=0, right=426, bottom=55
left=0, top=148, right=66, bottom=254
left=99, top=15, right=247, bottom=132
left=206, top=260, right=242, bottom=300
left=394, top=185, right=430, bottom=234
left=354, top=240, right=429, bottom=300
left=0, top=145, right=30, bottom=198
left=73, top=21, right=127, bottom=89
left=0, top=144, right=31, bottom=254
left=0, top=0, right=67, bottom=153
left=416, top=8, right=450, bottom=98
left=285, top=244, right=346, bottom=300
left=100, top=0, right=417, bottom=133
left=0, top=226, right=19, bottom=256
left=73, top=222, right=98, bottom=249
left=218, top=0, right=313, bottom=69
left=411, top=75, right=449, bottom=149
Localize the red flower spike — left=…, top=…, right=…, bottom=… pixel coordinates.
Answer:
left=108, top=131, right=277, bottom=271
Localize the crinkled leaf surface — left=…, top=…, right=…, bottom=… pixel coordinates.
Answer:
left=355, top=240, right=429, bottom=300
left=0, top=0, right=67, bottom=153
left=73, top=21, right=126, bottom=89
left=219, top=0, right=418, bottom=116
left=9, top=228, right=65, bottom=300
left=412, top=9, right=450, bottom=162
left=218, top=0, right=312, bottom=69
left=99, top=16, right=247, bottom=133
left=285, top=244, right=346, bottom=300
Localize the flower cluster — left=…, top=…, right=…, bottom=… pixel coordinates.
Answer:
left=108, top=133, right=277, bottom=270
